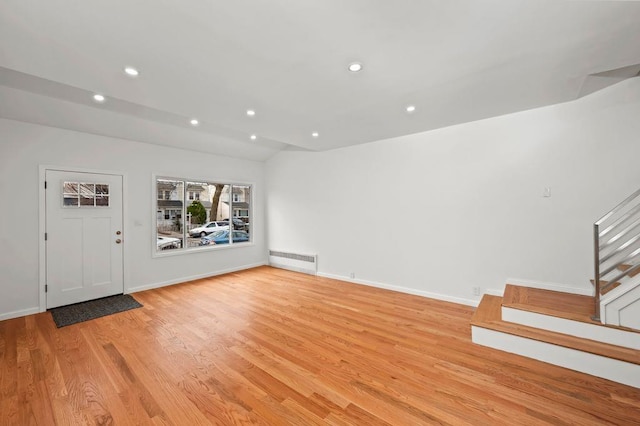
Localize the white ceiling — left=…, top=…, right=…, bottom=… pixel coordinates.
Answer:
left=1, top=1, right=639, bottom=161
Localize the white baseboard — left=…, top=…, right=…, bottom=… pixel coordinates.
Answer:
left=506, top=277, right=593, bottom=296
left=502, top=306, right=640, bottom=350
left=472, top=325, right=640, bottom=388
left=0, top=307, right=41, bottom=321
left=127, top=262, right=267, bottom=294
left=0, top=263, right=268, bottom=321
left=269, top=263, right=317, bottom=276
left=317, top=272, right=479, bottom=307
left=485, top=288, right=505, bottom=297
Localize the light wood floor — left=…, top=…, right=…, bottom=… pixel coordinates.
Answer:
left=1, top=266, right=639, bottom=425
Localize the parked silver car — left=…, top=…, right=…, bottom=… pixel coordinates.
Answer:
left=188, top=221, right=229, bottom=237
left=157, top=236, right=181, bottom=250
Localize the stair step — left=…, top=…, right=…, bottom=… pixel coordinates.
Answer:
left=472, top=295, right=640, bottom=366
left=591, top=279, right=622, bottom=295
left=619, top=263, right=640, bottom=278
left=503, top=284, right=595, bottom=323
left=502, top=284, right=640, bottom=340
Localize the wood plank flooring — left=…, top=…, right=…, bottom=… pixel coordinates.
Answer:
left=1, top=266, right=640, bottom=425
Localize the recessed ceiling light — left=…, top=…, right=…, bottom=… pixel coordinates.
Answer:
left=405, top=105, right=416, bottom=113
left=246, top=109, right=256, bottom=117
left=124, top=66, right=139, bottom=77
left=250, top=134, right=257, bottom=140
left=311, top=132, right=319, bottom=138
left=348, top=62, right=363, bottom=72
left=93, top=94, right=105, bottom=103
left=190, top=119, right=199, bottom=126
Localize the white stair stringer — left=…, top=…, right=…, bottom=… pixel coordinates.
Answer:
left=601, top=275, right=640, bottom=329
left=502, top=306, right=640, bottom=350
left=472, top=326, right=640, bottom=389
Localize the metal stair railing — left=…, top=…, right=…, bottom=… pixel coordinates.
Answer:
left=593, top=187, right=640, bottom=322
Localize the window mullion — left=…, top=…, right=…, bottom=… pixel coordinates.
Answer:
left=182, top=181, right=187, bottom=247
left=229, top=184, right=233, bottom=245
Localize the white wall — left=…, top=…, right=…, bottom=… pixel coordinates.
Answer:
left=0, top=119, right=266, bottom=319
left=266, top=78, right=640, bottom=305
left=603, top=278, right=640, bottom=330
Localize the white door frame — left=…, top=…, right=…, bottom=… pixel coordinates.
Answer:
left=38, top=165, right=129, bottom=312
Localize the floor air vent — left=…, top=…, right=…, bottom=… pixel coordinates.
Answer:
left=269, top=250, right=317, bottom=275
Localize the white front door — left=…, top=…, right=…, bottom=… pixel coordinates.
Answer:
left=45, top=170, right=124, bottom=308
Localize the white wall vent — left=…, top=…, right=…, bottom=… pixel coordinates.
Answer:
left=269, top=250, right=317, bottom=275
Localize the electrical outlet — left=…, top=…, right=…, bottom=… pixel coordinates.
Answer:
left=472, top=286, right=482, bottom=296
left=349, top=272, right=355, bottom=279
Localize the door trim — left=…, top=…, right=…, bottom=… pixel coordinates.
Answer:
left=38, top=165, right=128, bottom=312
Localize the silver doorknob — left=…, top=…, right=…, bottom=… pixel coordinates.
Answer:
left=115, top=239, right=122, bottom=244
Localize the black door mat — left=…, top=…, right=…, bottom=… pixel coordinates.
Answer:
left=50, top=294, right=143, bottom=328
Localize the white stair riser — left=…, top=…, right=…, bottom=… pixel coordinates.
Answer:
left=472, top=326, right=640, bottom=389
left=502, top=306, right=640, bottom=350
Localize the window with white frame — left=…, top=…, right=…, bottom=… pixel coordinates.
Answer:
left=155, top=177, right=252, bottom=253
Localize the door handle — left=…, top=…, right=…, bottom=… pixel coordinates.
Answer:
left=115, top=239, right=122, bottom=244
left=116, top=231, right=121, bottom=235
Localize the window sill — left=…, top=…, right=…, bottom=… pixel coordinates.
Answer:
left=153, top=241, right=255, bottom=258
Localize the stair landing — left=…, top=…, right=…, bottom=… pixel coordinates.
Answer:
left=503, top=284, right=595, bottom=323
left=502, top=284, right=640, bottom=334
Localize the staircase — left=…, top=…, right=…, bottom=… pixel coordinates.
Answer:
left=472, top=285, right=640, bottom=388
left=593, top=187, right=640, bottom=327
left=472, top=189, right=640, bottom=388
